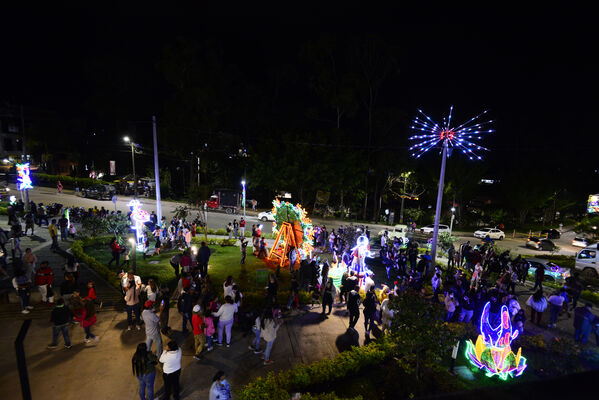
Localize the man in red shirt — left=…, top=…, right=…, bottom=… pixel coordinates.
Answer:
left=35, top=261, right=54, bottom=304
left=239, top=218, right=246, bottom=239
left=192, top=305, right=205, bottom=360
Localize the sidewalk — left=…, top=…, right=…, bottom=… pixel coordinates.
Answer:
left=0, top=215, right=369, bottom=399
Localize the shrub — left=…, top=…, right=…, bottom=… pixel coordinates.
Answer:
left=32, top=173, right=111, bottom=189
left=237, top=338, right=396, bottom=400
left=71, top=239, right=121, bottom=288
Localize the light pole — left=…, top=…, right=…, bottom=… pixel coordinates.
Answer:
left=241, top=179, right=246, bottom=218
left=409, top=106, right=494, bottom=267
left=124, top=136, right=137, bottom=198
left=152, top=116, right=162, bottom=224
left=449, top=207, right=456, bottom=236
left=128, top=237, right=136, bottom=274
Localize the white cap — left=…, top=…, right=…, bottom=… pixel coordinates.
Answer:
left=193, top=305, right=201, bottom=313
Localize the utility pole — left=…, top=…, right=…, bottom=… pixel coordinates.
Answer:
left=131, top=143, right=137, bottom=198
left=399, top=173, right=409, bottom=223
left=430, top=140, right=449, bottom=267
left=152, top=116, right=162, bottom=224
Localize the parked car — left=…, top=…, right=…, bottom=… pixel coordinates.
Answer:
left=378, top=224, right=408, bottom=240
left=572, top=237, right=590, bottom=248
left=420, top=224, right=450, bottom=235
left=524, top=257, right=570, bottom=282
left=575, top=245, right=599, bottom=278
left=474, top=227, right=505, bottom=240
left=81, top=184, right=116, bottom=200
left=258, top=211, right=275, bottom=222
left=541, top=228, right=561, bottom=239
left=525, top=236, right=556, bottom=251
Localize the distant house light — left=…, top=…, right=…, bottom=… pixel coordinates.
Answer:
left=480, top=179, right=495, bottom=184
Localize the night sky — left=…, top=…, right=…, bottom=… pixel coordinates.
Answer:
left=1, top=5, right=596, bottom=176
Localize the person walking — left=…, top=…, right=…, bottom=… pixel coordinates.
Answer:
left=239, top=218, right=246, bottom=238
left=573, top=303, right=595, bottom=343
left=548, top=291, right=565, bottom=328
left=526, top=290, right=548, bottom=326
left=125, top=280, right=143, bottom=331
left=35, top=261, right=54, bottom=305
left=24, top=211, right=35, bottom=236
left=160, top=340, right=182, bottom=400
left=107, top=237, right=123, bottom=268
left=260, top=311, right=283, bottom=365
left=533, top=264, right=545, bottom=292
left=56, top=180, right=63, bottom=194
left=60, top=272, right=77, bottom=307
left=347, top=284, right=361, bottom=329
left=47, top=298, right=72, bottom=349
left=170, top=252, right=182, bottom=279
left=198, top=242, right=210, bottom=278
left=132, top=342, right=158, bottom=400
left=226, top=222, right=233, bottom=240
left=177, top=288, right=193, bottom=333
left=23, top=247, right=37, bottom=283
left=76, top=299, right=99, bottom=343
left=142, top=300, right=162, bottom=356
left=192, top=305, right=206, bottom=360
left=58, top=214, right=69, bottom=241
left=265, top=273, right=278, bottom=308
left=240, top=239, right=248, bottom=265
left=214, top=296, right=237, bottom=347
left=321, top=278, right=336, bottom=317
left=13, top=270, right=33, bottom=314
left=48, top=219, right=59, bottom=250
left=362, top=285, right=378, bottom=336
left=209, top=370, right=232, bottom=400
left=233, top=219, right=239, bottom=239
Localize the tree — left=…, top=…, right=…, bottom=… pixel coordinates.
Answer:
left=389, top=291, right=457, bottom=380
left=574, top=215, right=599, bottom=240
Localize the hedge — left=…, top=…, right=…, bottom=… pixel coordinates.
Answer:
left=237, top=338, right=395, bottom=400
left=32, top=173, right=111, bottom=190
left=71, top=238, right=121, bottom=288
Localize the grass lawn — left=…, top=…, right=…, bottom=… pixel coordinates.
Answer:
left=83, top=242, right=294, bottom=298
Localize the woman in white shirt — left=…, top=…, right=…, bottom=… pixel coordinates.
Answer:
left=223, top=275, right=235, bottom=299
left=159, top=340, right=182, bottom=400
left=214, top=296, right=238, bottom=347
left=260, top=312, right=283, bottom=365
left=145, top=278, right=158, bottom=302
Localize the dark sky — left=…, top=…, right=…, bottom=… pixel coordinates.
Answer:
left=1, top=5, right=596, bottom=170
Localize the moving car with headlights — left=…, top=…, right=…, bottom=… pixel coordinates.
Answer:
left=81, top=184, right=117, bottom=200
left=525, top=258, right=570, bottom=282
left=572, top=237, right=590, bottom=248
left=258, top=211, right=275, bottom=222
left=420, top=224, right=450, bottom=235
left=474, top=227, right=505, bottom=240
left=575, top=245, right=599, bottom=278
left=525, top=236, right=556, bottom=251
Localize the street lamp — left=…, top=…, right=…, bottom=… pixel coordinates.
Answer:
left=128, top=237, right=136, bottom=274
left=124, top=136, right=137, bottom=198
left=449, top=207, right=456, bottom=236
left=241, top=179, right=246, bottom=218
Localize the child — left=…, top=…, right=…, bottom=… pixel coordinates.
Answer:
left=154, top=235, right=161, bottom=255
left=83, top=280, right=102, bottom=311
left=204, top=309, right=215, bottom=351
left=68, top=223, right=77, bottom=239
left=122, top=247, right=131, bottom=269
left=310, top=283, right=321, bottom=309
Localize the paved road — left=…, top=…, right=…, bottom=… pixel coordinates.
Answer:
left=11, top=184, right=580, bottom=257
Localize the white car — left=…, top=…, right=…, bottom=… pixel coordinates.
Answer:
left=575, top=244, right=599, bottom=278
left=378, top=224, right=408, bottom=240
left=420, top=224, right=450, bottom=235
left=258, top=211, right=275, bottom=222
left=474, top=227, right=505, bottom=240
left=572, top=237, right=590, bottom=248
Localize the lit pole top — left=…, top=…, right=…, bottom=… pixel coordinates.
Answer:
left=409, top=106, right=494, bottom=268
left=409, top=106, right=494, bottom=160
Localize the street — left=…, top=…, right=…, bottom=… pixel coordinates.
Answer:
left=12, top=185, right=580, bottom=257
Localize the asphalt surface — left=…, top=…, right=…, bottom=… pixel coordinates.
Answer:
left=10, top=184, right=581, bottom=257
